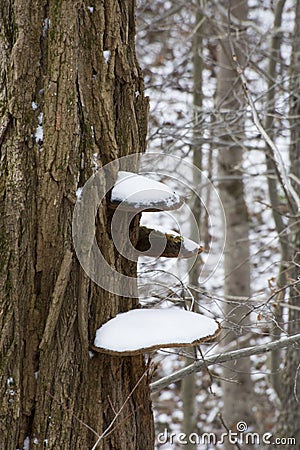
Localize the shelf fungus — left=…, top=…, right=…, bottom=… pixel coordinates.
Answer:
left=135, top=226, right=204, bottom=258
left=92, top=308, right=221, bottom=356
left=109, top=171, right=184, bottom=211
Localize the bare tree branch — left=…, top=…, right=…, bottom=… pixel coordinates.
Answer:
left=227, top=1, right=300, bottom=213
left=150, top=333, right=300, bottom=393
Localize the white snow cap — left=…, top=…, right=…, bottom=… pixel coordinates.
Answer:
left=93, top=308, right=220, bottom=355
left=110, top=171, right=183, bottom=211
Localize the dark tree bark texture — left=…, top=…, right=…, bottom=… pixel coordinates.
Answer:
left=0, top=1, right=154, bottom=449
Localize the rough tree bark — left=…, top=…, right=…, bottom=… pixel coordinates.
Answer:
left=0, top=1, right=154, bottom=449
left=277, top=0, right=300, bottom=445
left=215, top=0, right=256, bottom=444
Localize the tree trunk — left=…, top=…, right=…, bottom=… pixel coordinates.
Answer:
left=181, top=9, right=204, bottom=448
left=0, top=1, right=154, bottom=449
left=277, top=0, right=300, bottom=444
left=215, top=0, right=256, bottom=444
left=263, top=0, right=288, bottom=398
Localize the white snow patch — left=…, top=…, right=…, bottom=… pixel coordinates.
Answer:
left=94, top=308, right=219, bottom=353
left=172, top=409, right=183, bottom=421
left=159, top=390, right=173, bottom=401
left=31, top=101, right=38, bottom=111
left=8, top=389, right=15, bottom=397
left=23, top=437, right=30, bottom=450
left=103, top=50, right=111, bottom=64
left=7, top=377, right=14, bottom=385
left=93, top=152, right=98, bottom=171
left=76, top=187, right=83, bottom=201
left=35, top=112, right=43, bottom=143
left=111, top=171, right=181, bottom=209
left=206, top=405, right=219, bottom=423
left=157, top=413, right=169, bottom=423
left=87, top=6, right=94, bottom=13
left=42, top=18, right=50, bottom=37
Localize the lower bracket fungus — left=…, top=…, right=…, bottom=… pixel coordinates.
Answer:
left=135, top=225, right=204, bottom=258
left=92, top=308, right=221, bottom=356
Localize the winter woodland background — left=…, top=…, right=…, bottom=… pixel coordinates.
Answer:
left=135, top=0, right=300, bottom=448
left=1, top=0, right=300, bottom=449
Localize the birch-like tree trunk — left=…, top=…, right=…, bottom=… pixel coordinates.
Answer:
left=215, top=0, right=256, bottom=444
left=0, top=1, right=154, bottom=449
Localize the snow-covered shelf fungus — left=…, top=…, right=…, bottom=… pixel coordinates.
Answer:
left=109, top=171, right=184, bottom=212
left=136, top=226, right=204, bottom=258
left=93, top=309, right=221, bottom=356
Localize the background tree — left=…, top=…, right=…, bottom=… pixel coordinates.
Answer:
left=0, top=1, right=154, bottom=449
left=215, top=0, right=257, bottom=439
left=181, top=8, right=205, bottom=449
left=262, top=0, right=289, bottom=397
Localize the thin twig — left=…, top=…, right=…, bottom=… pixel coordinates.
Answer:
left=101, top=406, right=143, bottom=440
left=91, top=366, right=150, bottom=449
left=264, top=278, right=300, bottom=306
left=218, top=413, right=243, bottom=450
left=294, top=362, right=300, bottom=404
left=227, top=1, right=300, bottom=213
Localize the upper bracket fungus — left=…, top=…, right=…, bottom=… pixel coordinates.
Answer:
left=109, top=171, right=184, bottom=211
left=93, top=308, right=221, bottom=356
